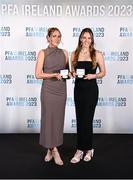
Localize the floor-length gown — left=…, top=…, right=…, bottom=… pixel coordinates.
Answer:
left=74, top=61, right=98, bottom=150
left=39, top=46, right=67, bottom=148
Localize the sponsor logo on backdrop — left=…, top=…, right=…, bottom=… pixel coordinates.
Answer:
left=120, top=27, right=133, bottom=37
left=117, top=75, right=133, bottom=84
left=26, top=74, right=42, bottom=84
left=6, top=97, right=37, bottom=106
left=5, top=51, right=36, bottom=61
left=103, top=51, right=129, bottom=61
left=0, top=26, right=10, bottom=36
left=25, top=26, right=48, bottom=37
left=0, top=74, right=12, bottom=84
left=27, top=119, right=40, bottom=128
left=71, top=119, right=102, bottom=128
left=73, top=27, right=104, bottom=37
left=97, top=97, right=126, bottom=106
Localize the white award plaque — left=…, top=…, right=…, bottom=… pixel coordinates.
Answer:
left=60, top=69, right=69, bottom=79
left=76, top=69, right=85, bottom=78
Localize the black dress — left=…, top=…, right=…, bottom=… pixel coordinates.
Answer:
left=74, top=61, right=99, bottom=150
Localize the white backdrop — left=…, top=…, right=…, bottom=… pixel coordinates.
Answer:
left=0, top=0, right=133, bottom=133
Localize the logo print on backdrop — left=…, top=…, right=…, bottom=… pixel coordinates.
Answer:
left=5, top=51, right=36, bottom=61
left=6, top=97, right=37, bottom=106
left=25, top=27, right=48, bottom=37
left=27, top=119, right=40, bottom=129
left=97, top=97, right=127, bottom=107
left=0, top=74, right=12, bottom=84
left=103, top=51, right=129, bottom=61
left=120, top=27, right=133, bottom=37
left=72, top=27, right=104, bottom=37
left=0, top=26, right=10, bottom=36
left=117, top=75, right=133, bottom=84
left=26, top=75, right=42, bottom=84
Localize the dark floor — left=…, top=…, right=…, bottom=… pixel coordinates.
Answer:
left=0, top=133, right=133, bottom=179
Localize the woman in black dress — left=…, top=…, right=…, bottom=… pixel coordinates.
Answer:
left=70, top=28, right=106, bottom=163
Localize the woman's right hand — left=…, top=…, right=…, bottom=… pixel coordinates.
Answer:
left=71, top=71, right=77, bottom=78
left=55, top=73, right=62, bottom=80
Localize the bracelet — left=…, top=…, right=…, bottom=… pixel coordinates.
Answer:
left=95, top=74, right=98, bottom=79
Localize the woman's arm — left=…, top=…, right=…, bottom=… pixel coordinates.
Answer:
left=70, top=51, right=77, bottom=77
left=35, top=49, right=61, bottom=80
left=95, top=51, right=106, bottom=78
left=62, top=49, right=69, bottom=64
left=84, top=51, right=106, bottom=80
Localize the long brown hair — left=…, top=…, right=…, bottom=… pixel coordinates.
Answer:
left=73, top=28, right=96, bottom=69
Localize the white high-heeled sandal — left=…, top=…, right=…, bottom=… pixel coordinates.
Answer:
left=83, top=149, right=94, bottom=162
left=52, top=150, right=64, bottom=166
left=44, top=149, right=53, bottom=162
left=70, top=150, right=84, bottom=163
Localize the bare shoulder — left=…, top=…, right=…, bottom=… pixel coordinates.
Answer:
left=36, top=49, right=46, bottom=63
left=95, top=50, right=103, bottom=57
left=39, top=49, right=45, bottom=55
left=62, top=49, right=69, bottom=61
left=37, top=49, right=45, bottom=57
left=96, top=50, right=104, bottom=61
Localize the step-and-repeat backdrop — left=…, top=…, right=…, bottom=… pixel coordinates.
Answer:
left=0, top=0, right=133, bottom=133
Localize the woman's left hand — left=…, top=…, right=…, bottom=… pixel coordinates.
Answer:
left=84, top=74, right=96, bottom=80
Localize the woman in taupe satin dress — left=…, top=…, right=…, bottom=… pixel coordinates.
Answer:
left=35, top=27, right=68, bottom=166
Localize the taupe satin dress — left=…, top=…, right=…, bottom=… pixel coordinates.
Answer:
left=39, top=46, right=67, bottom=148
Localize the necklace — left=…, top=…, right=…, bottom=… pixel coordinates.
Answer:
left=81, top=50, right=89, bottom=55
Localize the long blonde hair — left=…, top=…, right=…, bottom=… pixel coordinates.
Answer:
left=73, top=28, right=96, bottom=69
